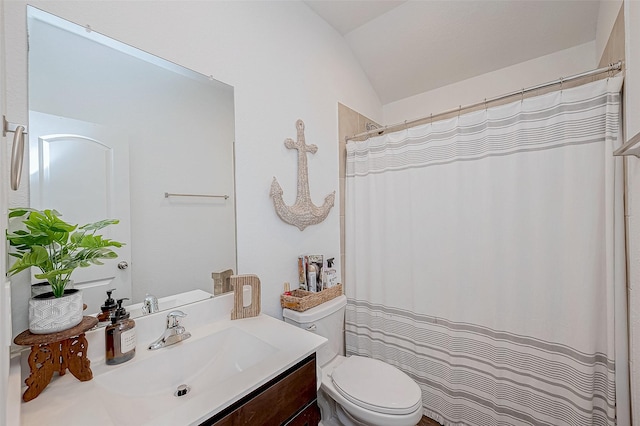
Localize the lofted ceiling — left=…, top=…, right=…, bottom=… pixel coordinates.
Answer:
left=304, top=0, right=601, bottom=105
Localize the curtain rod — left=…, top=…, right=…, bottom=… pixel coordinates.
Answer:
left=347, top=60, right=623, bottom=141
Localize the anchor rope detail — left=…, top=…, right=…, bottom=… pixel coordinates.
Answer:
left=270, top=119, right=335, bottom=231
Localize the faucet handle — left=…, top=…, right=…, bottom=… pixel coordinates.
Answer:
left=167, top=310, right=187, bottom=328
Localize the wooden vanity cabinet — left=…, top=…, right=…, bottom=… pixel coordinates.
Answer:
left=201, top=353, right=320, bottom=426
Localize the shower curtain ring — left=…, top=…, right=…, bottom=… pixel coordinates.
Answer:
left=521, top=89, right=524, bottom=103
left=458, top=105, right=461, bottom=117
left=484, top=98, right=487, bottom=111
left=560, top=77, right=564, bottom=92
left=430, top=113, right=433, bottom=125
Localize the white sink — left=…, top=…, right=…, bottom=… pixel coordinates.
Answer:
left=95, top=327, right=277, bottom=397
left=92, top=326, right=278, bottom=424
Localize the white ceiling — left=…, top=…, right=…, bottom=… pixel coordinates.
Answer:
left=304, top=0, right=601, bottom=104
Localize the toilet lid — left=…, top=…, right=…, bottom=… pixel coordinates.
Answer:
left=331, top=356, right=422, bottom=415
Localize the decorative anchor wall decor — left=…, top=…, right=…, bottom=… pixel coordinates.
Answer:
left=270, top=119, right=335, bottom=231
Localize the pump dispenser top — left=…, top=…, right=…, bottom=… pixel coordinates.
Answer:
left=112, top=298, right=131, bottom=323
left=103, top=289, right=116, bottom=308
left=97, top=289, right=118, bottom=322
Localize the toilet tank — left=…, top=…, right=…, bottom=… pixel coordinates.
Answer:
left=283, top=295, right=347, bottom=367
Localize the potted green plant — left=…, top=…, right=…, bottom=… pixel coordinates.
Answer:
left=6, top=208, right=124, bottom=334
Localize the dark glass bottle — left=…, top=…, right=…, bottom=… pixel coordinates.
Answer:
left=105, top=298, right=136, bottom=365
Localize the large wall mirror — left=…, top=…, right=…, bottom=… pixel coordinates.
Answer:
left=24, top=6, right=237, bottom=317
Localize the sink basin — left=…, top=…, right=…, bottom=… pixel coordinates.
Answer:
left=95, top=327, right=277, bottom=397
left=93, top=326, right=278, bottom=424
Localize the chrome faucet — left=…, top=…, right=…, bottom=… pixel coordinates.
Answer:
left=142, top=293, right=159, bottom=315
left=148, top=310, right=192, bottom=350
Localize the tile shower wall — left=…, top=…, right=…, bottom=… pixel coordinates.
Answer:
left=337, top=103, right=380, bottom=287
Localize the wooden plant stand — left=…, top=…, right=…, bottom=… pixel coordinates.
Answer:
left=13, top=316, right=98, bottom=402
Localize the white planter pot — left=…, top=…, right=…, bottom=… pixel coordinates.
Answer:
left=28, top=289, right=83, bottom=334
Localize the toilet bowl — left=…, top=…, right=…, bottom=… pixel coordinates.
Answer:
left=283, top=295, right=423, bottom=426
left=321, top=355, right=423, bottom=426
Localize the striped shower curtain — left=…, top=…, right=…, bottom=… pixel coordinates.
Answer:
left=344, top=76, right=625, bottom=426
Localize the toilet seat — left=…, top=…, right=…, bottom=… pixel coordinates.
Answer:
left=330, top=356, right=422, bottom=415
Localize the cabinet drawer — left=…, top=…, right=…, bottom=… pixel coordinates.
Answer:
left=203, top=354, right=317, bottom=426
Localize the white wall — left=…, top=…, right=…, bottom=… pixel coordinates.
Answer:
left=383, top=41, right=596, bottom=124
left=382, top=0, right=625, bottom=128
left=3, top=1, right=382, bottom=327
left=624, top=0, right=640, bottom=423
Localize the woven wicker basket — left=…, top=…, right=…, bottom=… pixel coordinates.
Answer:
left=280, top=284, right=342, bottom=312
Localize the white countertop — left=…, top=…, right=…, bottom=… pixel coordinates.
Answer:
left=14, top=294, right=326, bottom=426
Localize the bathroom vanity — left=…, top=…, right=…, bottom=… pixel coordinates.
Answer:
left=11, top=292, right=326, bottom=425
left=203, top=354, right=319, bottom=425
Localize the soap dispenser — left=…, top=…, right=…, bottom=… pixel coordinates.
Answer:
left=97, top=288, right=117, bottom=323
left=105, top=298, right=136, bottom=365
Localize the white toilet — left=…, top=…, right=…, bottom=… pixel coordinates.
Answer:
left=283, top=295, right=423, bottom=426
